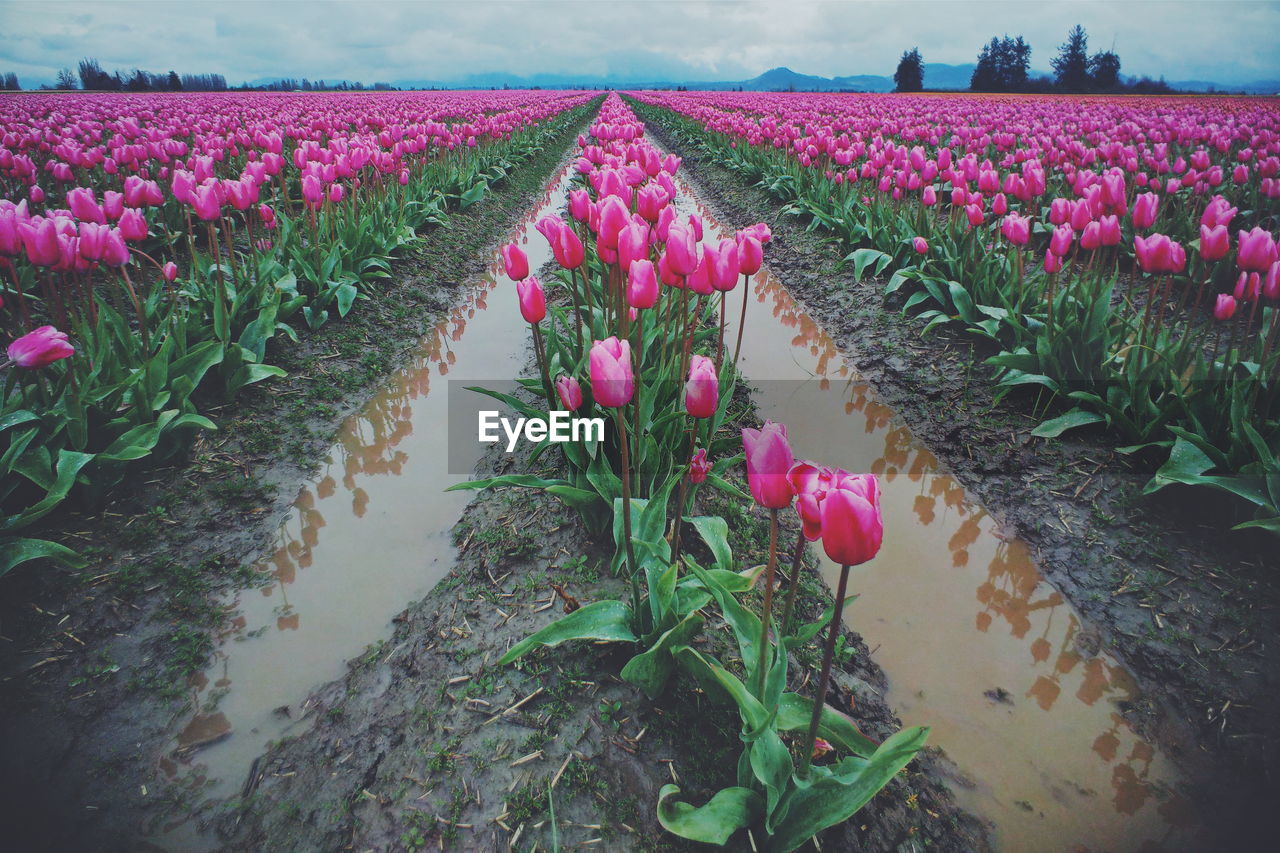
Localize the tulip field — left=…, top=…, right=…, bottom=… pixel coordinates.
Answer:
left=0, top=90, right=595, bottom=573
left=2, top=84, right=1277, bottom=852
left=630, top=91, right=1280, bottom=534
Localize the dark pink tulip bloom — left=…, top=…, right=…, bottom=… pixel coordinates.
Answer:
left=7, top=325, right=74, bottom=368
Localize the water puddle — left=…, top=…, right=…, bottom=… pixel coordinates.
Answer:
left=665, top=165, right=1206, bottom=850
left=149, top=156, right=579, bottom=845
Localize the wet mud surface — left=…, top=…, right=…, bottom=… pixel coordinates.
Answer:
left=0, top=104, right=600, bottom=852
left=643, top=113, right=1278, bottom=850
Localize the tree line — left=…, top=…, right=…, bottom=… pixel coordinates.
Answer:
left=0, top=58, right=395, bottom=92
left=894, top=24, right=1177, bottom=94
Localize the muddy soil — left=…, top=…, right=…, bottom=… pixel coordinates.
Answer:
left=642, top=111, right=1278, bottom=848
left=0, top=100, right=601, bottom=853
left=215, top=395, right=988, bottom=852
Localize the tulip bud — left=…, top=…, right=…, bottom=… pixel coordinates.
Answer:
left=516, top=276, right=545, bottom=324
left=163, top=261, right=178, bottom=282
left=742, top=421, right=794, bottom=509
left=502, top=243, right=529, bottom=281
left=1213, top=293, right=1237, bottom=321
left=627, top=259, right=659, bottom=310
left=913, top=236, right=928, bottom=255
left=555, top=375, right=583, bottom=412
left=589, top=337, right=634, bottom=408
left=684, top=354, right=719, bottom=419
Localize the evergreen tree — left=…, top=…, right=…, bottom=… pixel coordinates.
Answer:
left=1090, top=50, right=1122, bottom=90
left=1052, top=25, right=1091, bottom=91
left=971, top=39, right=998, bottom=91
left=893, top=47, right=924, bottom=92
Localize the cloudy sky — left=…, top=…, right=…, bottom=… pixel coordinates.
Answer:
left=1, top=0, right=1277, bottom=87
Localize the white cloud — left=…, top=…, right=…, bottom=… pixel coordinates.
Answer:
left=0, top=0, right=1276, bottom=86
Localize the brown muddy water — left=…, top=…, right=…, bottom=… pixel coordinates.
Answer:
left=666, top=169, right=1207, bottom=851
left=147, top=162, right=578, bottom=848
left=153, top=140, right=1205, bottom=851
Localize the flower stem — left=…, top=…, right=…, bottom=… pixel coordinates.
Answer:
left=800, top=563, right=851, bottom=778
left=753, top=507, right=780, bottom=697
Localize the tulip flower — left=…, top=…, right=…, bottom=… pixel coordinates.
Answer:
left=118, top=208, right=148, bottom=242
left=1200, top=224, right=1230, bottom=262
left=1080, top=221, right=1102, bottom=251
left=163, top=261, right=178, bottom=282
left=1265, top=262, right=1280, bottom=302
left=626, top=258, right=659, bottom=310
left=589, top=337, right=634, bottom=408
left=1214, top=293, right=1237, bottom=321
left=1132, top=192, right=1158, bottom=229
left=688, top=448, right=710, bottom=484
left=684, top=354, right=719, bottom=418
left=1000, top=214, right=1030, bottom=247
left=516, top=276, right=546, bottom=324
left=6, top=325, right=74, bottom=368
left=742, top=421, right=794, bottom=509
left=555, top=375, right=583, bottom=411
left=913, top=236, right=928, bottom=254
left=737, top=234, right=763, bottom=275
left=1135, top=233, right=1186, bottom=274
left=569, top=188, right=591, bottom=221
left=665, top=222, right=698, bottom=276
left=617, top=222, right=650, bottom=272
left=1049, top=224, right=1074, bottom=257
left=819, top=475, right=883, bottom=566
left=502, top=243, right=529, bottom=281
left=1236, top=227, right=1277, bottom=272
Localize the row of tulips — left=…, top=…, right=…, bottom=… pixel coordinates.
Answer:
left=453, top=95, right=925, bottom=851
left=0, top=92, right=599, bottom=577
left=629, top=93, right=1280, bottom=535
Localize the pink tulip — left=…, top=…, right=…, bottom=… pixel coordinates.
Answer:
left=1049, top=224, right=1074, bottom=257
left=190, top=183, right=222, bottom=221
left=1135, top=233, right=1186, bottom=274
left=1236, top=227, right=1277, bottom=272
left=67, top=188, right=105, bottom=224
left=1132, top=192, right=1158, bottom=229
left=737, top=235, right=763, bottom=275
left=102, top=228, right=130, bottom=267
left=819, top=474, right=883, bottom=566
left=7, top=325, right=74, bottom=368
left=688, top=448, right=711, bottom=484
left=77, top=221, right=108, bottom=261
left=913, top=236, right=928, bottom=254
left=618, top=222, right=650, bottom=272
left=259, top=203, right=277, bottom=230
left=1000, top=214, right=1030, bottom=247
left=707, top=238, right=739, bottom=291
left=589, top=337, right=634, bottom=408
left=19, top=218, right=60, bottom=266
left=516, top=276, right=545, bottom=324
left=742, top=421, right=794, bottom=509
left=1044, top=252, right=1064, bottom=274
left=684, top=354, right=719, bottom=418
left=665, top=222, right=698, bottom=276
left=502, top=243, right=529, bottom=281
left=569, top=188, right=591, bottom=221
left=1213, top=293, right=1237, bottom=320
left=1200, top=224, right=1230, bottom=262
left=1263, top=261, right=1280, bottom=301
left=163, top=261, right=178, bottom=282
left=1080, top=221, right=1102, bottom=251
left=625, top=258, right=658, bottom=309
left=555, top=375, right=583, bottom=411
left=118, top=208, right=148, bottom=242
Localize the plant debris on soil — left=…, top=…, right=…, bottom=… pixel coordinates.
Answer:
left=643, top=112, right=1278, bottom=849
left=0, top=100, right=601, bottom=853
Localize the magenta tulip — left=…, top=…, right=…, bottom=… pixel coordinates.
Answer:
left=555, top=375, right=583, bottom=411
left=7, top=325, right=74, bottom=368
left=516, top=276, right=546, bottom=324
left=819, top=474, right=883, bottom=566
left=742, top=421, right=794, bottom=509
left=502, top=243, right=529, bottom=281
left=684, top=354, right=719, bottom=418
left=589, top=337, right=634, bottom=408
left=627, top=259, right=659, bottom=309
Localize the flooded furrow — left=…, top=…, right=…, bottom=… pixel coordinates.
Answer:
left=665, top=161, right=1205, bottom=850
left=148, top=155, right=581, bottom=845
